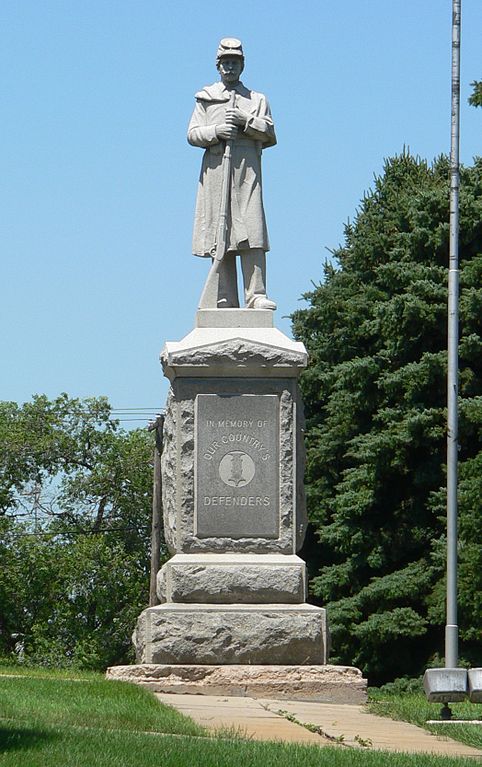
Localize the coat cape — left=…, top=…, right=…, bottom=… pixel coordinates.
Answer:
left=188, top=81, right=276, bottom=257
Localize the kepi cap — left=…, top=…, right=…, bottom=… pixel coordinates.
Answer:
left=216, top=37, right=244, bottom=62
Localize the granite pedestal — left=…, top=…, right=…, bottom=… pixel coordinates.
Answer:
left=107, top=310, right=366, bottom=702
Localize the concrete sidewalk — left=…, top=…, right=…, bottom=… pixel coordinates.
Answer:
left=156, top=693, right=482, bottom=758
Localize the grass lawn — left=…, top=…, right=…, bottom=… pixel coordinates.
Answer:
left=0, top=673, right=203, bottom=737
left=0, top=663, right=99, bottom=680
left=0, top=666, right=479, bottom=767
left=369, top=688, right=482, bottom=751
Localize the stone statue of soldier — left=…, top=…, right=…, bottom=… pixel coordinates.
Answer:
left=188, top=38, right=277, bottom=310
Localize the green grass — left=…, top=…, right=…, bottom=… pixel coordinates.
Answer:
left=369, top=689, right=482, bottom=751
left=0, top=662, right=99, bottom=680
left=0, top=667, right=479, bottom=767
left=1, top=722, right=480, bottom=767
left=0, top=675, right=203, bottom=737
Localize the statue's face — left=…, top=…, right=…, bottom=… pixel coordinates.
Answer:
left=218, top=57, right=243, bottom=85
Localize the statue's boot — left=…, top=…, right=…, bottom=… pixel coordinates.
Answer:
left=250, top=295, right=277, bottom=310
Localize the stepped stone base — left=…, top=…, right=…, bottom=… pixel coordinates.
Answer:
left=134, top=603, right=328, bottom=665
left=106, top=664, right=367, bottom=704
left=157, top=554, right=306, bottom=604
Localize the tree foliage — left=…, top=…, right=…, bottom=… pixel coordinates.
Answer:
left=468, top=80, right=482, bottom=108
left=0, top=395, right=160, bottom=668
left=292, top=153, right=482, bottom=683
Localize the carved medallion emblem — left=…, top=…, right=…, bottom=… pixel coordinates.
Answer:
left=218, top=451, right=255, bottom=487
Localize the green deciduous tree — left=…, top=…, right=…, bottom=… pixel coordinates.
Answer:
left=0, top=395, right=161, bottom=668
left=292, top=152, right=481, bottom=683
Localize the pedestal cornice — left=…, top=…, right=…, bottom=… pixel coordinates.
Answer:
left=161, top=312, right=307, bottom=382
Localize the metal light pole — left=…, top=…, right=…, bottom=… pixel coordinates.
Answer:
left=445, top=0, right=461, bottom=672
left=423, top=0, right=466, bottom=713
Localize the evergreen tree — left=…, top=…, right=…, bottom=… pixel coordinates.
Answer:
left=468, top=80, right=482, bottom=108
left=292, top=153, right=482, bottom=683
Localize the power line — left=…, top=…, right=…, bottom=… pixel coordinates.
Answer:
left=112, top=418, right=154, bottom=422
left=111, top=408, right=163, bottom=412
left=2, top=525, right=149, bottom=539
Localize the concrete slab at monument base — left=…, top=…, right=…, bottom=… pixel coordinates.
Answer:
left=106, top=663, right=367, bottom=704
left=134, top=603, right=329, bottom=665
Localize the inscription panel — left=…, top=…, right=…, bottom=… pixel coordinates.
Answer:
left=195, top=394, right=279, bottom=538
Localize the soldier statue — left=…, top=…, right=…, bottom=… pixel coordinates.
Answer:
left=188, top=38, right=277, bottom=310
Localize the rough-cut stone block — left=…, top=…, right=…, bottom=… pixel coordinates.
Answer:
left=157, top=554, right=306, bottom=604
left=106, top=664, right=367, bottom=704
left=134, top=604, right=328, bottom=666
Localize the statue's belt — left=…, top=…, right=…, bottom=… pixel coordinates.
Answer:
left=207, top=137, right=261, bottom=155
left=229, top=137, right=257, bottom=146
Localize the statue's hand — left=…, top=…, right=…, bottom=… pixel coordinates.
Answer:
left=225, top=107, right=248, bottom=127
left=215, top=123, right=238, bottom=140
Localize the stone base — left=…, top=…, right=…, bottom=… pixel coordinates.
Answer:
left=157, top=554, right=306, bottom=604
left=106, top=664, right=367, bottom=704
left=134, top=603, right=329, bottom=665
left=196, top=309, right=274, bottom=329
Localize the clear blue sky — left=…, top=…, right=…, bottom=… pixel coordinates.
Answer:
left=1, top=0, right=480, bottom=422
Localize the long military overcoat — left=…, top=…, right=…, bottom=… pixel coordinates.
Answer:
left=188, top=81, right=276, bottom=257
